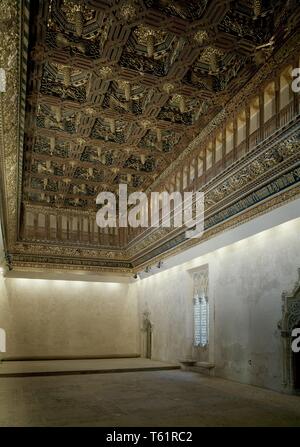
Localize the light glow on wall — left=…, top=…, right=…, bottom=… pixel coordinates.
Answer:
left=137, top=216, right=300, bottom=280
left=10, top=277, right=123, bottom=289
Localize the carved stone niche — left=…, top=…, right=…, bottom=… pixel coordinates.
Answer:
left=141, top=310, right=153, bottom=360
left=278, top=268, right=300, bottom=393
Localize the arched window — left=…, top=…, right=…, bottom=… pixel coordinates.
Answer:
left=25, top=211, right=34, bottom=238
left=237, top=111, right=246, bottom=144
left=189, top=159, right=195, bottom=184
left=175, top=171, right=181, bottom=191
left=0, top=328, right=6, bottom=354
left=193, top=268, right=209, bottom=347
left=183, top=165, right=188, bottom=189
left=249, top=96, right=260, bottom=134
left=264, top=81, right=276, bottom=122
left=280, top=65, right=293, bottom=109
left=61, top=215, right=68, bottom=240
left=206, top=143, right=213, bottom=169
left=215, top=132, right=223, bottom=162
left=198, top=154, right=204, bottom=177
left=49, top=214, right=57, bottom=239
left=226, top=122, right=234, bottom=153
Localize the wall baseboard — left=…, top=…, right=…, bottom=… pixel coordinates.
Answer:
left=2, top=354, right=141, bottom=362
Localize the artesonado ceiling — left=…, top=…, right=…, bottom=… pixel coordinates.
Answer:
left=0, top=0, right=299, bottom=274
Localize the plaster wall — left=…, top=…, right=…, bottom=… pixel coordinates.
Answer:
left=132, top=217, right=300, bottom=391
left=0, top=277, right=139, bottom=359
left=1, top=211, right=299, bottom=392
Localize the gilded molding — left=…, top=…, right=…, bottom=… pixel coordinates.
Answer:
left=0, top=0, right=29, bottom=249
left=0, top=0, right=20, bottom=247
left=133, top=185, right=300, bottom=272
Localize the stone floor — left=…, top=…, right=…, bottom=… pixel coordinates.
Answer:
left=0, top=370, right=300, bottom=426
left=0, top=358, right=179, bottom=377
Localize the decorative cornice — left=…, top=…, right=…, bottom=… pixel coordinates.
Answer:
left=12, top=242, right=125, bottom=260
left=133, top=183, right=300, bottom=271
left=127, top=129, right=300, bottom=260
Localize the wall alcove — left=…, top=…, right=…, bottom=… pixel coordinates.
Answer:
left=279, top=268, right=300, bottom=393
left=141, top=311, right=153, bottom=359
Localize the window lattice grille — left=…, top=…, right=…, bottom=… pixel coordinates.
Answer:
left=193, top=269, right=209, bottom=347
left=194, top=295, right=209, bottom=347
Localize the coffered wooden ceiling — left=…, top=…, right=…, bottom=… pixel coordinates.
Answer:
left=1, top=0, right=300, bottom=274
left=24, top=0, right=283, bottom=210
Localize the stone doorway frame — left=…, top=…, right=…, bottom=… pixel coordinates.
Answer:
left=278, top=268, right=300, bottom=393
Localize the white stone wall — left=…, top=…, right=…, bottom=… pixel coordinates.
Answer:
left=1, top=209, right=299, bottom=392
left=133, top=217, right=300, bottom=392
left=0, top=277, right=139, bottom=359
